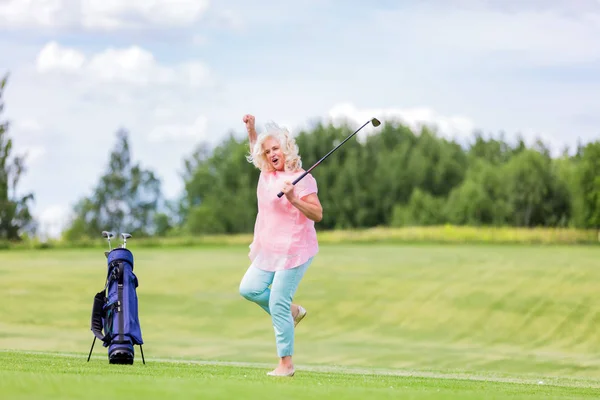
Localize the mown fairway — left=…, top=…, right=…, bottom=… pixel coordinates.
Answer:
left=1, top=352, right=599, bottom=400
left=1, top=243, right=600, bottom=398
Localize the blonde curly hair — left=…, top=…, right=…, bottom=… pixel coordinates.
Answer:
left=247, top=122, right=302, bottom=172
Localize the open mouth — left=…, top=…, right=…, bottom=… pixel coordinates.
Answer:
left=271, top=157, right=279, bottom=165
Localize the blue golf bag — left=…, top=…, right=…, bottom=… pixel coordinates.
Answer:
left=87, top=247, right=145, bottom=365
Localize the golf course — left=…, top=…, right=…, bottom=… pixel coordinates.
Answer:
left=2, top=239, right=600, bottom=399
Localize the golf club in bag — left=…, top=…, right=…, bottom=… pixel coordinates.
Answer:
left=277, top=117, right=381, bottom=198
left=87, top=231, right=145, bottom=365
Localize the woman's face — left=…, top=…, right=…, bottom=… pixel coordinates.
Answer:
left=263, top=137, right=285, bottom=171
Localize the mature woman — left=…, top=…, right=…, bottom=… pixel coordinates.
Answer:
left=238, top=114, right=323, bottom=377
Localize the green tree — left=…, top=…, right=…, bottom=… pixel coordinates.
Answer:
left=329, top=146, right=364, bottom=229
left=0, top=74, right=35, bottom=241
left=404, top=127, right=468, bottom=198
left=468, top=131, right=515, bottom=165
left=181, top=134, right=259, bottom=234
left=554, top=154, right=584, bottom=227
left=363, top=123, right=417, bottom=226
left=63, top=129, right=162, bottom=239
left=391, top=188, right=446, bottom=226
left=577, top=141, right=600, bottom=229
left=501, top=148, right=570, bottom=227
left=444, top=159, right=510, bottom=226
left=171, top=118, right=589, bottom=234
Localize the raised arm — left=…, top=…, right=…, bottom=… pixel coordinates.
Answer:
left=243, top=114, right=257, bottom=151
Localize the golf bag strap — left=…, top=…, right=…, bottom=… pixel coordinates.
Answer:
left=91, top=291, right=108, bottom=342
left=117, top=263, right=125, bottom=343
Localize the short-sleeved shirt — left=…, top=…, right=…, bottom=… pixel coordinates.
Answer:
left=248, top=169, right=319, bottom=271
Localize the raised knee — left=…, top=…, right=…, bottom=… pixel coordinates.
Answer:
left=239, top=283, right=261, bottom=301
left=239, top=283, right=252, bottom=300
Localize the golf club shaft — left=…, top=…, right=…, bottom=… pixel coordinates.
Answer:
left=102, top=231, right=113, bottom=251
left=277, top=118, right=377, bottom=198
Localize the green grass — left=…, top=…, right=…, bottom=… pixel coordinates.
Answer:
left=1, top=352, right=598, bottom=399
left=1, top=244, right=600, bottom=398
left=3, top=225, right=599, bottom=250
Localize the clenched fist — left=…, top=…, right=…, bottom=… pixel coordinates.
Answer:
left=244, top=114, right=257, bottom=147
left=281, top=180, right=297, bottom=203
left=243, top=114, right=255, bottom=132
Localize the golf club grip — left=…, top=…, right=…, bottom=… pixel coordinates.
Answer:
left=277, top=171, right=309, bottom=198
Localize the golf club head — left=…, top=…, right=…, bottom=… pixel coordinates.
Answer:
left=104, top=251, right=109, bottom=259
left=102, top=231, right=115, bottom=251
left=371, top=118, right=381, bottom=127
left=121, top=233, right=132, bottom=248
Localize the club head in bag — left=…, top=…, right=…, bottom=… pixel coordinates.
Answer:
left=102, top=231, right=115, bottom=251
left=121, top=233, right=132, bottom=248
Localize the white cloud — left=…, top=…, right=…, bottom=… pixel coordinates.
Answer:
left=81, top=0, right=210, bottom=29
left=86, top=47, right=170, bottom=86
left=36, top=204, right=71, bottom=239
left=35, top=42, right=213, bottom=88
left=0, top=0, right=210, bottom=30
left=148, top=115, right=209, bottom=143
left=36, top=42, right=86, bottom=72
left=0, top=0, right=70, bottom=28
left=327, top=103, right=476, bottom=142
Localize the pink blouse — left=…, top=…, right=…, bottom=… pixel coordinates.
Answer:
left=248, top=169, right=319, bottom=271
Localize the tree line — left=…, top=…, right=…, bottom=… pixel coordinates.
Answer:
left=1, top=74, right=599, bottom=242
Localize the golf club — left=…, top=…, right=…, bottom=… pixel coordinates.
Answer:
left=277, top=117, right=381, bottom=198
left=102, top=231, right=115, bottom=251
left=121, top=233, right=132, bottom=248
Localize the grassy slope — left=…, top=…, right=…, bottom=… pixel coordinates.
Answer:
left=1, top=244, right=600, bottom=395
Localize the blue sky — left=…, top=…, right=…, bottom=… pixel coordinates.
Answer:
left=1, top=0, right=599, bottom=237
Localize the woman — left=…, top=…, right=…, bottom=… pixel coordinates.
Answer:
left=238, top=114, right=323, bottom=377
